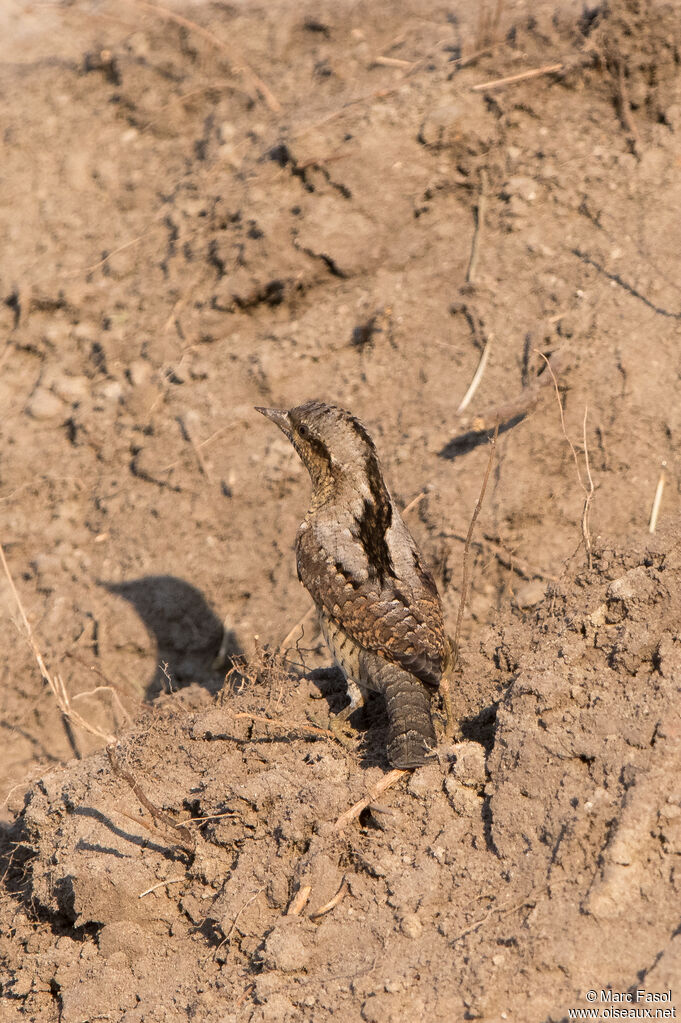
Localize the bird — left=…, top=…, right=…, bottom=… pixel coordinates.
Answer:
left=256, top=400, right=452, bottom=769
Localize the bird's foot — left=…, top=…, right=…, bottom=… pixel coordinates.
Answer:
left=439, top=675, right=461, bottom=740
left=328, top=713, right=359, bottom=752
left=308, top=700, right=361, bottom=751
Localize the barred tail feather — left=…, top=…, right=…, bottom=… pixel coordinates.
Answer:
left=363, top=653, right=437, bottom=768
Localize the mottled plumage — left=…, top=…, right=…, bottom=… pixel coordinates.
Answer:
left=257, top=400, right=450, bottom=768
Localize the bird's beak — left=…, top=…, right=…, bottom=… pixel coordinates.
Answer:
left=255, top=406, right=292, bottom=439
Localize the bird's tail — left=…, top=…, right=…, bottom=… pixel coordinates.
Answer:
left=364, top=654, right=437, bottom=768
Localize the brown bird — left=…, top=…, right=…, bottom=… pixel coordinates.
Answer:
left=256, top=401, right=451, bottom=769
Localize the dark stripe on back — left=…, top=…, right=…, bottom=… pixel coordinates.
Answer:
left=345, top=412, right=396, bottom=585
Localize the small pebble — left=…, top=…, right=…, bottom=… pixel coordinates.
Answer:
left=400, top=913, right=422, bottom=939
left=27, top=388, right=64, bottom=420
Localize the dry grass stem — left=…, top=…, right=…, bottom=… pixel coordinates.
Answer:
left=226, top=708, right=334, bottom=740
left=294, top=86, right=401, bottom=138
left=472, top=63, right=564, bottom=92
left=372, top=56, right=415, bottom=69
left=109, top=805, right=170, bottom=840
left=460, top=348, right=567, bottom=432
left=538, top=353, right=594, bottom=568
left=452, top=426, right=499, bottom=666
left=224, top=889, right=264, bottom=943
left=465, top=169, right=488, bottom=286
left=334, top=769, right=408, bottom=830
left=443, top=531, right=558, bottom=583
left=450, top=891, right=540, bottom=945
left=401, top=491, right=427, bottom=517
left=450, top=45, right=497, bottom=71
left=286, top=885, right=312, bottom=916
left=649, top=466, right=666, bottom=534
left=107, top=746, right=195, bottom=853
left=309, top=876, right=349, bottom=919
left=0, top=540, right=117, bottom=744
left=457, top=337, right=492, bottom=414
left=279, top=605, right=316, bottom=653
left=177, top=416, right=212, bottom=481
left=133, top=0, right=280, bottom=112
left=71, top=684, right=132, bottom=724
left=62, top=233, right=145, bottom=279
left=581, top=405, right=595, bottom=567
left=138, top=877, right=186, bottom=898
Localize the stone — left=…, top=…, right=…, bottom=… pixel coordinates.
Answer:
left=27, top=387, right=64, bottom=420
left=261, top=920, right=310, bottom=972
left=400, top=912, right=423, bottom=939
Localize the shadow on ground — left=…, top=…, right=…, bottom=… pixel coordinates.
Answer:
left=103, top=575, right=242, bottom=699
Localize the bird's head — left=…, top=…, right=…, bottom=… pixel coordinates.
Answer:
left=256, top=400, right=383, bottom=497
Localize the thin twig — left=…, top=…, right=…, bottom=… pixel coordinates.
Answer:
left=177, top=416, right=212, bottom=481
left=132, top=0, right=280, bottom=112
left=538, top=353, right=584, bottom=489
left=71, top=685, right=132, bottom=724
left=293, top=86, right=401, bottom=138
left=163, top=278, right=200, bottom=334
left=287, top=885, right=312, bottom=916
left=309, top=876, right=349, bottom=919
left=226, top=708, right=334, bottom=739
left=452, top=426, right=499, bottom=666
left=450, top=891, right=540, bottom=944
left=62, top=234, right=145, bottom=279
left=0, top=340, right=14, bottom=375
left=107, top=746, right=195, bottom=853
left=449, top=45, right=497, bottom=72
left=401, top=491, right=427, bottom=517
left=372, top=56, right=415, bottom=69
left=457, top=337, right=492, bottom=414
left=538, top=353, right=594, bottom=568
left=138, top=877, right=185, bottom=898
left=442, top=531, right=558, bottom=583
left=466, top=169, right=488, bottom=286
left=225, top=889, right=264, bottom=942
left=649, top=466, right=667, bottom=534
left=459, top=349, right=568, bottom=433
left=334, top=769, right=408, bottom=831
left=581, top=406, right=594, bottom=568
left=471, top=62, right=564, bottom=92
left=279, top=605, right=316, bottom=653
left=109, top=805, right=170, bottom=839
left=0, top=541, right=116, bottom=744
left=186, top=810, right=239, bottom=824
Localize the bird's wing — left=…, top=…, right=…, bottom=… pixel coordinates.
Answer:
left=296, top=524, right=448, bottom=688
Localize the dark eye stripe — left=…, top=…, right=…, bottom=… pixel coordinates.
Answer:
left=306, top=433, right=332, bottom=468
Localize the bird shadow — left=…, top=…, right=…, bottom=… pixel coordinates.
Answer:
left=438, top=415, right=525, bottom=459
left=102, top=575, right=242, bottom=701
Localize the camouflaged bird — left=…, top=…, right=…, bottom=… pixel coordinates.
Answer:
left=256, top=400, right=452, bottom=769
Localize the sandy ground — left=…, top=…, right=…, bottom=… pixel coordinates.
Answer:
left=1, top=0, right=681, bottom=1019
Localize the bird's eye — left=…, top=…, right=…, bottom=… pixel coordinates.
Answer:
left=298, top=424, right=309, bottom=438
